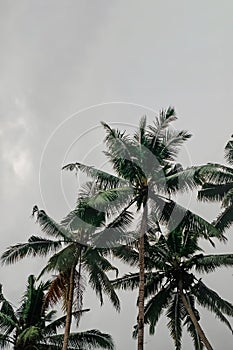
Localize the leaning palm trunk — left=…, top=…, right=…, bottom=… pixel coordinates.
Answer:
left=62, top=264, right=76, bottom=350
left=137, top=204, right=148, bottom=350
left=178, top=281, right=213, bottom=350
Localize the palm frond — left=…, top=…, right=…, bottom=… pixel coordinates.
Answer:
left=47, top=329, right=114, bottom=349
left=111, top=245, right=139, bottom=267
left=166, top=293, right=185, bottom=350
left=197, top=163, right=233, bottom=184
left=111, top=273, right=139, bottom=291
left=0, top=286, right=17, bottom=325
left=160, top=129, right=192, bottom=161
left=91, top=210, right=134, bottom=248
left=198, top=183, right=233, bottom=202
left=18, top=275, right=46, bottom=328
left=192, top=280, right=233, bottom=317
left=0, top=313, right=17, bottom=334
left=134, top=115, right=147, bottom=145
left=214, top=205, right=233, bottom=233
left=38, top=244, right=79, bottom=278
left=144, top=272, right=166, bottom=299
left=62, top=162, right=126, bottom=189
left=84, top=251, right=120, bottom=311
left=1, top=236, right=62, bottom=265
left=151, top=194, right=223, bottom=242
left=78, top=187, right=134, bottom=218
left=193, top=253, right=233, bottom=273
left=144, top=285, right=173, bottom=335
left=44, top=272, right=69, bottom=310
left=34, top=209, right=74, bottom=241
left=16, top=325, right=41, bottom=346
left=225, top=135, right=233, bottom=165
left=102, top=122, right=148, bottom=185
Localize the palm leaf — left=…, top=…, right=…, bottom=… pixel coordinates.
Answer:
left=144, top=285, right=173, bottom=335
left=111, top=273, right=140, bottom=291
left=192, top=280, right=233, bottom=317
left=1, top=236, right=62, bottom=265
left=192, top=253, right=233, bottom=273
left=214, top=205, right=233, bottom=233
left=47, top=329, right=114, bottom=349
left=62, top=162, right=126, bottom=189
left=198, top=182, right=233, bottom=202
left=166, top=293, right=185, bottom=350
left=83, top=251, right=120, bottom=311
left=151, top=194, right=223, bottom=242
left=225, top=135, right=233, bottom=165
left=34, top=209, right=74, bottom=241
left=38, top=244, right=79, bottom=278
left=0, top=313, right=17, bottom=333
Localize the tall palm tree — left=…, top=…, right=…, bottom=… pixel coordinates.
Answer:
left=111, top=224, right=233, bottom=350
left=198, top=135, right=233, bottom=232
left=1, top=200, right=121, bottom=350
left=0, top=275, right=114, bottom=349
left=63, top=108, right=222, bottom=350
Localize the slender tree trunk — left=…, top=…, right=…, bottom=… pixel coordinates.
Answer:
left=137, top=204, right=147, bottom=350
left=62, top=264, right=76, bottom=350
left=178, top=281, right=214, bottom=350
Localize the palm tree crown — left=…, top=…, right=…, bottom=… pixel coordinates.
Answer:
left=112, top=226, right=233, bottom=350
left=62, top=107, right=223, bottom=350
left=1, top=201, right=120, bottom=350
left=0, top=275, right=114, bottom=350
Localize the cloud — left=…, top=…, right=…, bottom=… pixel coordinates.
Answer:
left=0, top=99, right=33, bottom=193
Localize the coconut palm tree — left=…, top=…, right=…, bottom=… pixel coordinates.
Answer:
left=111, top=223, right=233, bottom=350
left=0, top=275, right=114, bottom=350
left=1, top=199, right=122, bottom=350
left=197, top=135, right=233, bottom=232
left=63, top=108, right=222, bottom=350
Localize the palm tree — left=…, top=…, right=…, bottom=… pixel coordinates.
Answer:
left=198, top=135, right=233, bottom=232
left=111, top=225, right=233, bottom=350
left=0, top=275, right=114, bottom=349
left=63, top=108, right=222, bottom=350
left=1, top=201, right=121, bottom=350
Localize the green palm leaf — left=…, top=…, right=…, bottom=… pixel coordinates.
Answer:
left=62, top=162, right=126, bottom=189
left=191, top=253, right=233, bottom=273
left=214, top=205, right=233, bottom=233
left=166, top=293, right=185, bottom=350
left=1, top=236, right=62, bottom=265
left=198, top=182, right=233, bottom=202
left=83, top=250, right=120, bottom=311
left=144, top=285, right=173, bottom=335
left=47, top=329, right=114, bottom=349
left=192, top=280, right=233, bottom=317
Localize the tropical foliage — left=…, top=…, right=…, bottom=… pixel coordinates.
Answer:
left=0, top=275, right=114, bottom=350
left=197, top=135, right=233, bottom=232
left=112, top=225, right=233, bottom=350
left=1, top=202, right=120, bottom=350
left=1, top=108, right=232, bottom=350
left=62, top=108, right=224, bottom=350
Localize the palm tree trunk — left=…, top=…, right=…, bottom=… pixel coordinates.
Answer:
left=62, top=264, right=76, bottom=350
left=137, top=204, right=147, bottom=350
left=178, top=281, right=214, bottom=350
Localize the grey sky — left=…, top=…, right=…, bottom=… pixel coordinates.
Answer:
left=0, top=1, right=233, bottom=349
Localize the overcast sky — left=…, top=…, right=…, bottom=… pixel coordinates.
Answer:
left=0, top=1, right=233, bottom=349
